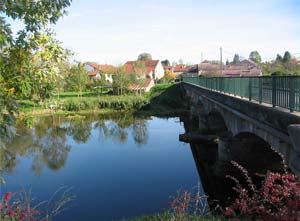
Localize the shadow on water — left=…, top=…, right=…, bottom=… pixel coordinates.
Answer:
left=179, top=112, right=286, bottom=209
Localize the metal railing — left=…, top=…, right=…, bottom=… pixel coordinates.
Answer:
left=182, top=76, right=300, bottom=112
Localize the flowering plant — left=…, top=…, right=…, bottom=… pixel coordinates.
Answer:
left=224, top=161, right=300, bottom=220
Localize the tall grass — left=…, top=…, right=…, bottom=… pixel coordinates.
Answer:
left=55, top=95, right=148, bottom=111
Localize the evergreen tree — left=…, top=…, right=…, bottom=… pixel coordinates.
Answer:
left=226, top=59, right=230, bottom=66
left=232, top=54, right=240, bottom=65
left=283, top=51, right=292, bottom=63
left=275, top=54, right=283, bottom=63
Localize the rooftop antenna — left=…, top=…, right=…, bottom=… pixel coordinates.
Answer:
left=220, top=47, right=223, bottom=75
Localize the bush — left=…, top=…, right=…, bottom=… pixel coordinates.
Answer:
left=59, top=96, right=148, bottom=111
left=98, top=96, right=148, bottom=110
left=0, top=187, right=74, bottom=221
left=223, top=161, right=300, bottom=220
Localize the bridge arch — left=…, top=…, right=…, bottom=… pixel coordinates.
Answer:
left=219, top=132, right=284, bottom=172
left=207, top=109, right=228, bottom=134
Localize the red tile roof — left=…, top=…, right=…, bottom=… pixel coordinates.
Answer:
left=99, top=64, right=117, bottom=72
left=243, top=59, right=258, bottom=66
left=85, top=62, right=117, bottom=72
left=163, top=65, right=173, bottom=69
left=222, top=67, right=261, bottom=76
left=174, top=64, right=188, bottom=72
left=129, top=78, right=153, bottom=91
left=124, top=60, right=159, bottom=75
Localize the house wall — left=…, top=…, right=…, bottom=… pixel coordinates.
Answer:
left=153, top=61, right=165, bottom=79
left=105, top=73, right=113, bottom=83
left=145, top=79, right=155, bottom=92
left=89, top=74, right=101, bottom=81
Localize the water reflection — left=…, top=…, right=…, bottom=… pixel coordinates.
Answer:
left=0, top=114, right=150, bottom=175
left=1, top=115, right=198, bottom=221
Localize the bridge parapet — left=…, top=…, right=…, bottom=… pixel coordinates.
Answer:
left=182, top=79, right=300, bottom=174
left=183, top=76, right=300, bottom=112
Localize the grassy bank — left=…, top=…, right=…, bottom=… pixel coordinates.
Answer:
left=136, top=83, right=186, bottom=116
left=124, top=214, right=224, bottom=221
left=17, top=83, right=186, bottom=117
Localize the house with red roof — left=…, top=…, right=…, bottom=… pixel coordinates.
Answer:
left=84, top=62, right=116, bottom=83
left=123, top=59, right=164, bottom=93
left=173, top=64, right=189, bottom=76
left=123, top=60, right=164, bottom=80
left=198, top=59, right=262, bottom=77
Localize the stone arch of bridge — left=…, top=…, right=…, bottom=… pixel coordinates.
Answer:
left=218, top=131, right=284, bottom=172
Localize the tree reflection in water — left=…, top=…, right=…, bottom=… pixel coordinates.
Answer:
left=0, top=114, right=150, bottom=176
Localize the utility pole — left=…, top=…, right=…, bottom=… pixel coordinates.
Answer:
left=220, top=47, right=223, bottom=76
left=201, top=52, right=203, bottom=63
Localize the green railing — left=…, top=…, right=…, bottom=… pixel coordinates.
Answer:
left=182, top=76, right=300, bottom=112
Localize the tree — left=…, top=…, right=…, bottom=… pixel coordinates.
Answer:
left=132, top=60, right=147, bottom=77
left=232, top=54, right=240, bottom=65
left=226, top=59, right=230, bottom=66
left=249, top=51, right=262, bottom=63
left=112, top=66, right=129, bottom=95
left=275, top=54, right=283, bottom=63
left=137, top=53, right=152, bottom=61
left=161, top=59, right=171, bottom=66
left=67, top=64, right=89, bottom=98
left=165, top=70, right=176, bottom=79
left=283, top=51, right=292, bottom=63
left=0, top=0, right=72, bottom=147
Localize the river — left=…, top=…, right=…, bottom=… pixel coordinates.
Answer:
left=0, top=114, right=203, bottom=221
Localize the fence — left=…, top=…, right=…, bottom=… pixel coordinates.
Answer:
left=182, top=76, right=300, bottom=112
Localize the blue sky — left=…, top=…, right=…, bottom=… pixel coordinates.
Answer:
left=9, top=0, right=300, bottom=64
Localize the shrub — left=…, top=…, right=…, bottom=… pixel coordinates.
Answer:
left=223, top=161, right=300, bottom=220
left=0, top=187, right=74, bottom=221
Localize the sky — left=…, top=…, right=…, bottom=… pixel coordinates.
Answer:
left=8, top=0, right=300, bottom=65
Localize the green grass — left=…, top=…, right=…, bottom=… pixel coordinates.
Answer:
left=120, top=213, right=224, bottom=221
left=54, top=91, right=97, bottom=98
left=145, top=83, right=172, bottom=99
left=136, top=83, right=186, bottom=116
left=17, top=83, right=185, bottom=117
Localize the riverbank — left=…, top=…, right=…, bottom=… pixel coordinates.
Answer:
left=17, top=83, right=186, bottom=118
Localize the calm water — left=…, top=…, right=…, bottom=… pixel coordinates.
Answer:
left=0, top=114, right=202, bottom=221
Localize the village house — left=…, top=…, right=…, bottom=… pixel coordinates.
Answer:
left=124, top=60, right=164, bottom=80
left=223, top=59, right=262, bottom=77
left=124, top=60, right=164, bottom=93
left=163, top=65, right=174, bottom=73
left=198, top=59, right=262, bottom=77
left=84, top=62, right=116, bottom=83
left=173, top=64, right=189, bottom=76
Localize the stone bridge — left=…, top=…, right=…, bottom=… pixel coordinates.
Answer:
left=181, top=80, right=300, bottom=174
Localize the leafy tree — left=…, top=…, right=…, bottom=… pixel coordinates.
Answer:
left=232, top=54, right=240, bottom=65
left=165, top=70, right=176, bottom=79
left=132, top=60, right=147, bottom=78
left=137, top=53, right=152, bottom=61
left=0, top=0, right=72, bottom=147
left=67, top=64, right=89, bottom=98
left=161, top=59, right=170, bottom=66
left=249, top=51, right=262, bottom=63
left=283, top=51, right=292, bottom=63
left=112, top=66, right=129, bottom=95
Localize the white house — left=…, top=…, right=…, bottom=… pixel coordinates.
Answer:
left=124, top=60, right=164, bottom=80
left=84, top=62, right=116, bottom=83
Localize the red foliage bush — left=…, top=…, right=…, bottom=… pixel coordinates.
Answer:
left=224, top=161, right=300, bottom=221
left=0, top=191, right=40, bottom=220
